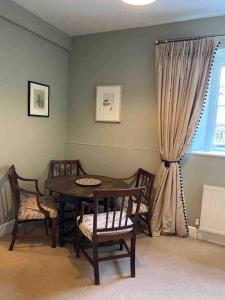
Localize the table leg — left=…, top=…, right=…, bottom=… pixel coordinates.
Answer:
left=58, top=195, right=65, bottom=247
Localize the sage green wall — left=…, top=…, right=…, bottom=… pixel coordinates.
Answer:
left=67, top=16, right=225, bottom=226
left=0, top=0, right=71, bottom=50
left=0, top=16, right=69, bottom=226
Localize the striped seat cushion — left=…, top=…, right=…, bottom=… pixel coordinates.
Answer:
left=18, top=195, right=57, bottom=220
left=132, top=202, right=148, bottom=215
left=77, top=211, right=133, bottom=241
left=117, top=197, right=149, bottom=215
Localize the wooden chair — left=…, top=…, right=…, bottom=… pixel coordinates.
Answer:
left=48, top=160, right=88, bottom=207
left=48, top=160, right=88, bottom=243
left=48, top=160, right=87, bottom=207
left=49, top=160, right=87, bottom=178
left=76, top=187, right=145, bottom=285
left=133, top=168, right=155, bottom=236
left=8, top=165, right=57, bottom=251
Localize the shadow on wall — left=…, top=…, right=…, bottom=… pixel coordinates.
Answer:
left=0, top=167, right=14, bottom=226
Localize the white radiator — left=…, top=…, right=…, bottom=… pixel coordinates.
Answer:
left=200, top=184, right=225, bottom=236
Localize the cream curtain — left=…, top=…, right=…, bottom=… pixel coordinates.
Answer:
left=151, top=38, right=218, bottom=237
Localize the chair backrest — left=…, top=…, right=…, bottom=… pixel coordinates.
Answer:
left=135, top=168, right=155, bottom=206
left=49, top=160, right=85, bottom=177
left=8, top=165, right=20, bottom=218
left=92, top=187, right=145, bottom=238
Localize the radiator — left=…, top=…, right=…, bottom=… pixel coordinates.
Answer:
left=200, top=184, right=225, bottom=236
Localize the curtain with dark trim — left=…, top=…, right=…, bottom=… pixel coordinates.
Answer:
left=151, top=38, right=219, bottom=237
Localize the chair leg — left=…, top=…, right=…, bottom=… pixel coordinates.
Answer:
left=9, top=223, right=18, bottom=251
left=51, top=218, right=57, bottom=248
left=93, top=242, right=100, bottom=285
left=145, top=212, right=152, bottom=237
left=49, top=219, right=52, bottom=229
left=137, top=216, right=141, bottom=232
left=44, top=219, right=49, bottom=236
left=58, top=200, right=65, bottom=247
left=11, top=223, right=16, bottom=235
left=130, top=237, right=136, bottom=278
left=147, top=219, right=152, bottom=237
left=76, top=229, right=81, bottom=258
left=119, top=239, right=123, bottom=251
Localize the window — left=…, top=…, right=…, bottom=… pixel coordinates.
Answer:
left=213, top=66, right=225, bottom=147
left=192, top=48, right=225, bottom=154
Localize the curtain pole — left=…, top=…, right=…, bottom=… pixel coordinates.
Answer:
left=155, top=33, right=225, bottom=45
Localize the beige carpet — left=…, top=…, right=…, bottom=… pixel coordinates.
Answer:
left=0, top=232, right=225, bottom=300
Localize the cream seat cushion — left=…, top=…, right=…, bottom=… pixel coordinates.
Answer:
left=18, top=195, right=57, bottom=220
left=132, top=202, right=148, bottom=215
left=78, top=211, right=133, bottom=241
left=117, top=197, right=148, bottom=215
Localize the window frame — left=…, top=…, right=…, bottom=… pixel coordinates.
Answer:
left=204, top=50, right=225, bottom=152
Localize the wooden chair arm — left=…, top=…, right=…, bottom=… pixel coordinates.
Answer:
left=17, top=187, right=39, bottom=195
left=17, top=175, right=36, bottom=182
left=78, top=162, right=89, bottom=176
left=17, top=187, right=50, bottom=218
left=16, top=175, right=44, bottom=196
left=115, top=170, right=138, bottom=181
left=78, top=201, right=95, bottom=224
left=115, top=170, right=138, bottom=188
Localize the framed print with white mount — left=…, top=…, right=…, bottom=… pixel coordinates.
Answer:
left=96, top=85, right=122, bottom=123
left=28, top=81, right=50, bottom=117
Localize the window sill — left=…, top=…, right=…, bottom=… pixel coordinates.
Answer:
left=190, top=151, right=225, bottom=158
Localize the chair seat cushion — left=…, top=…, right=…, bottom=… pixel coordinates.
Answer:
left=18, top=195, right=57, bottom=220
left=132, top=202, right=148, bottom=215
left=78, top=211, right=133, bottom=241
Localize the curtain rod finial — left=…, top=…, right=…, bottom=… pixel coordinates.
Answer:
left=155, top=40, right=159, bottom=45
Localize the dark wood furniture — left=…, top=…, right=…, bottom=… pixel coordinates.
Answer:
left=45, top=175, right=128, bottom=246
left=48, top=160, right=88, bottom=236
left=76, top=187, right=145, bottom=285
left=49, top=160, right=87, bottom=178
left=8, top=165, right=57, bottom=251
left=134, top=168, right=155, bottom=236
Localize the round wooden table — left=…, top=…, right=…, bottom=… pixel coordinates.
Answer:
left=45, top=175, right=128, bottom=246
left=45, top=174, right=128, bottom=199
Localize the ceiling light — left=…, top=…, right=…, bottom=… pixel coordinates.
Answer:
left=122, top=0, right=156, bottom=5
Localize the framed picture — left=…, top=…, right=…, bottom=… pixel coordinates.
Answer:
left=28, top=81, right=50, bottom=117
left=96, top=85, right=122, bottom=123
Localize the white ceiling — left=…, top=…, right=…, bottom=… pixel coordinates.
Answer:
left=12, top=0, right=225, bottom=36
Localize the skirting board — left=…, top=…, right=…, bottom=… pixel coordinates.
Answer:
left=0, top=220, right=14, bottom=238
left=198, top=230, right=225, bottom=246
left=188, top=226, right=225, bottom=246
left=188, top=226, right=198, bottom=240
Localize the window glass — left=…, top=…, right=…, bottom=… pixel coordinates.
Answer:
left=192, top=48, right=225, bottom=152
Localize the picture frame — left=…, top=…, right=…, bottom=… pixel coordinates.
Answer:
left=96, top=85, right=122, bottom=123
left=28, top=81, right=50, bottom=117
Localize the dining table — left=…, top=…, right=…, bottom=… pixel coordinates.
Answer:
left=45, top=174, right=128, bottom=246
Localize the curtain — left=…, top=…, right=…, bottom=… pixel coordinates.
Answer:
left=151, top=38, right=218, bottom=237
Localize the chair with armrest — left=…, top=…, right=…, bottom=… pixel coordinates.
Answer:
left=76, top=187, right=144, bottom=285
left=132, top=168, right=155, bottom=236
left=8, top=165, right=57, bottom=251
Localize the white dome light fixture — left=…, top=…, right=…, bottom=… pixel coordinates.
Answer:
left=122, top=0, right=156, bottom=5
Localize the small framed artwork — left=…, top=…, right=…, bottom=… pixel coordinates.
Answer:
left=96, top=85, right=122, bottom=123
left=28, top=81, right=50, bottom=117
